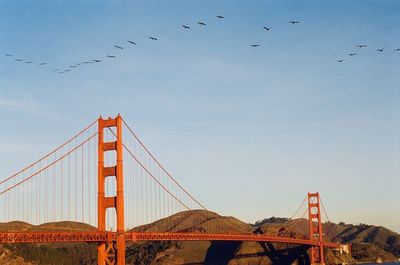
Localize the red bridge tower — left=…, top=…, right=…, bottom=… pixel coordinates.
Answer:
left=308, top=192, right=325, bottom=265
left=98, top=115, right=125, bottom=265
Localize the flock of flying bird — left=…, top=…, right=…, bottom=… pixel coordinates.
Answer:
left=4, top=15, right=400, bottom=74
left=337, top=45, right=400, bottom=63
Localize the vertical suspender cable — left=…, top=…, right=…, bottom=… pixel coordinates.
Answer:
left=75, top=137, right=78, bottom=222
left=36, top=162, right=39, bottom=224
left=68, top=142, right=70, bottom=222
left=61, top=147, right=63, bottom=221
left=82, top=134, right=84, bottom=223
left=88, top=131, right=91, bottom=226
left=53, top=151, right=56, bottom=221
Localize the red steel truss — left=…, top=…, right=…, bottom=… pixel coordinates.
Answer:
left=0, top=231, right=340, bottom=249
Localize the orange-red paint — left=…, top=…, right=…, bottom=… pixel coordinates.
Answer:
left=98, top=115, right=125, bottom=265
left=0, top=231, right=340, bottom=248
left=308, top=192, right=325, bottom=265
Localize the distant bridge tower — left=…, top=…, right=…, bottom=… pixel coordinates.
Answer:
left=308, top=192, right=325, bottom=265
left=98, top=115, right=126, bottom=265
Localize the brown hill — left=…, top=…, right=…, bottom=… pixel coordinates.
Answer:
left=0, top=221, right=33, bottom=232
left=234, top=220, right=355, bottom=265
left=0, top=221, right=97, bottom=265
left=132, top=210, right=252, bottom=234
left=128, top=210, right=254, bottom=265
left=128, top=212, right=354, bottom=265
left=331, top=223, right=400, bottom=255
left=0, top=213, right=399, bottom=264
left=0, top=221, right=96, bottom=232
left=256, top=217, right=400, bottom=263
left=0, top=245, right=32, bottom=265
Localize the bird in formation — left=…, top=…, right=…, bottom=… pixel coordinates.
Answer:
left=6, top=13, right=397, bottom=73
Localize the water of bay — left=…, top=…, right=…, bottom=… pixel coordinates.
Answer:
left=361, top=263, right=400, bottom=265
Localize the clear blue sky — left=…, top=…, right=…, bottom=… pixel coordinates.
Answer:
left=0, top=0, right=399, bottom=232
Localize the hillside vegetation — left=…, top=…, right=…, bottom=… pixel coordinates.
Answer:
left=0, top=212, right=399, bottom=264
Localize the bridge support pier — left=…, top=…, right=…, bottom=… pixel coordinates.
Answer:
left=308, top=192, right=325, bottom=265
left=98, top=115, right=126, bottom=265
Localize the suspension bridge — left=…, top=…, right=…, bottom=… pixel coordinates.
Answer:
left=0, top=114, right=344, bottom=265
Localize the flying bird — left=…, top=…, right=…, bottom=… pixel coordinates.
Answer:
left=70, top=65, right=77, bottom=68
left=114, top=45, right=123, bottom=49
left=93, top=59, right=102, bottom=63
left=24, top=61, right=33, bottom=64
left=376, top=48, right=384, bottom=52
left=15, top=59, right=23, bottom=62
left=39, top=63, right=46, bottom=66
left=356, top=44, right=367, bottom=48
left=337, top=59, right=345, bottom=63
left=5, top=54, right=12, bottom=56
left=149, top=37, right=158, bottom=41
left=198, top=22, right=206, bottom=26
left=251, top=44, right=260, bottom=47
left=216, top=15, right=224, bottom=19
left=106, top=55, right=116, bottom=58
left=182, top=25, right=190, bottom=29
left=263, top=26, right=272, bottom=31
left=128, top=40, right=137, bottom=45
left=65, top=69, right=71, bottom=72
left=348, top=53, right=357, bottom=56
left=289, top=21, right=300, bottom=24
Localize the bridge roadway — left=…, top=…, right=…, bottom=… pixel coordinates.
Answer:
left=0, top=232, right=339, bottom=248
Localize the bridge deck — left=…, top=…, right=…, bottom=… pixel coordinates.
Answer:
left=0, top=232, right=339, bottom=248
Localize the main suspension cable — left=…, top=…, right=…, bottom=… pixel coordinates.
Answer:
left=107, top=128, right=191, bottom=211
left=0, top=119, right=97, bottom=186
left=122, top=118, right=207, bottom=210
left=0, top=132, right=98, bottom=196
